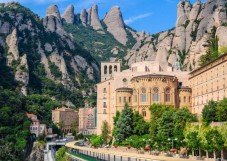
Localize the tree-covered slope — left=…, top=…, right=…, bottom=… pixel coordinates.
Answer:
left=0, top=2, right=99, bottom=107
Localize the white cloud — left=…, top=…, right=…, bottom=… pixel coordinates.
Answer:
left=124, top=12, right=152, bottom=25
left=0, top=0, right=68, bottom=4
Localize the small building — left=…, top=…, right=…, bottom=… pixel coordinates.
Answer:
left=26, top=113, right=47, bottom=137
left=79, top=107, right=97, bottom=135
left=52, top=107, right=79, bottom=133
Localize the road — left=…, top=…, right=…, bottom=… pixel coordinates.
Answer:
left=44, top=140, right=73, bottom=161
left=65, top=141, right=190, bottom=161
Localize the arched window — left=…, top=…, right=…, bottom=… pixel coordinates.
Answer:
left=103, top=102, right=107, bottom=108
left=114, top=65, right=117, bottom=72
left=153, top=87, right=159, bottom=102
left=189, top=96, right=191, bottom=103
left=133, top=89, right=137, bottom=102
left=124, top=96, right=127, bottom=103
left=109, top=66, right=112, bottom=74
left=119, top=97, right=121, bottom=103
left=141, top=87, right=147, bottom=102
left=129, top=97, right=131, bottom=103
left=165, top=87, right=170, bottom=102
left=103, top=109, right=107, bottom=114
left=104, top=65, right=107, bottom=74
left=184, top=96, right=186, bottom=102
left=103, top=88, right=107, bottom=93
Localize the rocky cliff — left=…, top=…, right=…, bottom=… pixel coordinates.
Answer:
left=103, top=6, right=128, bottom=45
left=125, top=0, right=227, bottom=70
left=0, top=2, right=99, bottom=106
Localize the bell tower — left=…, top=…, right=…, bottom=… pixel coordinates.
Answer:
left=101, top=61, right=121, bottom=82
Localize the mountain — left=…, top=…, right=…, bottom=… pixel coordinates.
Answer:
left=0, top=2, right=99, bottom=107
left=125, top=0, right=227, bottom=70
left=0, top=0, right=226, bottom=106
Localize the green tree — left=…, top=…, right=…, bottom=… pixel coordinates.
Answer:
left=91, top=135, right=103, bottom=147
left=56, top=147, right=72, bottom=161
left=200, top=126, right=224, bottom=159
left=132, top=111, right=149, bottom=136
left=156, top=109, right=175, bottom=151
left=202, top=100, right=218, bottom=124
left=184, top=124, right=201, bottom=156
left=216, top=98, right=227, bottom=122
left=199, top=26, right=220, bottom=66
left=101, top=120, right=112, bottom=144
left=173, top=107, right=197, bottom=147
left=113, top=103, right=133, bottom=143
left=220, top=123, right=227, bottom=160
left=71, top=121, right=79, bottom=137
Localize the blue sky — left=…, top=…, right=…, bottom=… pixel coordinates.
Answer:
left=1, top=0, right=205, bottom=34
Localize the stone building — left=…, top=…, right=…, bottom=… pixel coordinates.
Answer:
left=26, top=113, right=47, bottom=137
left=96, top=60, right=191, bottom=134
left=189, top=53, right=227, bottom=115
left=79, top=107, right=97, bottom=135
left=52, top=107, right=79, bottom=133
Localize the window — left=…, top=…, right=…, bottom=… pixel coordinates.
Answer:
left=129, top=97, right=131, bottom=103
left=104, top=65, right=107, bottom=74
left=223, top=78, right=225, bottom=88
left=165, top=87, right=170, bottom=102
left=114, top=65, right=117, bottom=72
left=124, top=96, right=127, bottom=103
left=109, top=66, right=112, bottom=74
left=103, top=88, right=107, bottom=93
left=103, top=109, right=107, bottom=114
left=184, top=96, right=186, bottom=103
left=189, top=96, right=191, bottom=103
left=119, top=97, right=121, bottom=103
left=123, top=78, right=127, bottom=82
left=103, top=102, right=107, bottom=108
left=142, top=110, right=146, bottom=117
left=141, top=88, right=147, bottom=102
left=153, top=87, right=159, bottom=102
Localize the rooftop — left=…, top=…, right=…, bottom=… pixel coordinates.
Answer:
left=190, top=53, right=227, bottom=74
left=131, top=73, right=176, bottom=81
left=26, top=113, right=36, bottom=117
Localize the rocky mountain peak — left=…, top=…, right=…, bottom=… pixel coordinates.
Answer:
left=90, top=5, right=103, bottom=31
left=46, top=5, right=61, bottom=20
left=80, top=9, right=87, bottom=26
left=103, top=5, right=128, bottom=45
left=62, top=4, right=74, bottom=24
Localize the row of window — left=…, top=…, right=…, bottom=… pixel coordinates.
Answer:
left=193, top=81, right=226, bottom=97
left=30, top=127, right=43, bottom=131
left=103, top=65, right=118, bottom=74
left=191, top=64, right=226, bottom=86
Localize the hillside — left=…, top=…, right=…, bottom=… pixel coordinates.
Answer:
left=0, top=2, right=99, bottom=107
left=125, top=0, right=227, bottom=70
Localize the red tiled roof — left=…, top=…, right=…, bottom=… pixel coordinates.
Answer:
left=26, top=113, right=36, bottom=117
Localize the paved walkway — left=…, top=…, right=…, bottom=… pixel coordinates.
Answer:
left=65, top=141, right=189, bottom=161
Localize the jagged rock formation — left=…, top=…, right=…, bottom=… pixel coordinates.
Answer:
left=80, top=9, right=87, bottom=26
left=62, top=5, right=74, bottom=24
left=46, top=4, right=61, bottom=19
left=43, top=5, right=62, bottom=32
left=125, top=0, right=227, bottom=70
left=6, top=28, right=19, bottom=65
left=90, top=5, right=103, bottom=31
left=0, top=2, right=99, bottom=106
left=103, top=6, right=128, bottom=45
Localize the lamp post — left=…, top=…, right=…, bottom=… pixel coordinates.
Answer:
left=168, top=138, right=178, bottom=149
left=143, top=139, right=151, bottom=146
